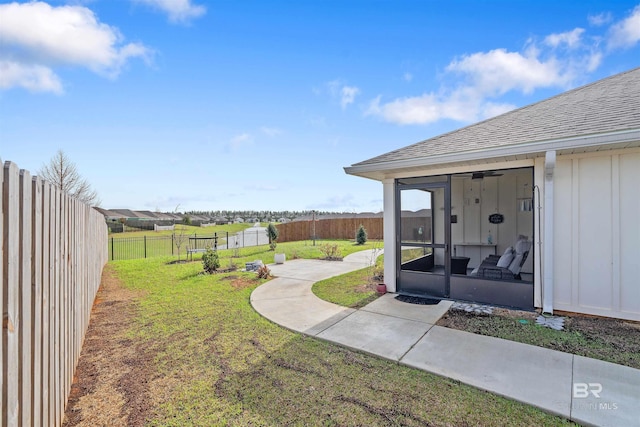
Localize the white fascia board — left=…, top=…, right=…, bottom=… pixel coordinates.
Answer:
left=344, top=129, right=640, bottom=179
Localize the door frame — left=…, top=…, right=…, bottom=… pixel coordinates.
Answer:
left=396, top=175, right=452, bottom=298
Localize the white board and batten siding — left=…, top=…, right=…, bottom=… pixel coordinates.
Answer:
left=549, top=149, right=640, bottom=321
left=1, top=159, right=108, bottom=426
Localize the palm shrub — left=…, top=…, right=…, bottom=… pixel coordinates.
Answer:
left=267, top=223, right=279, bottom=250
left=202, top=248, right=220, bottom=273
left=356, top=224, right=368, bottom=245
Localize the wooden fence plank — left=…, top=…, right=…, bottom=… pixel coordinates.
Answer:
left=19, top=169, right=33, bottom=426
left=3, top=162, right=20, bottom=426
left=53, top=188, right=60, bottom=427
left=31, top=176, right=43, bottom=427
left=40, top=179, right=50, bottom=427
left=47, top=183, right=56, bottom=427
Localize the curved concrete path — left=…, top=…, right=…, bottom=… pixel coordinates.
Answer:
left=251, top=250, right=377, bottom=335
left=251, top=250, right=640, bottom=427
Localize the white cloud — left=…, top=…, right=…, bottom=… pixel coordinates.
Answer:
left=588, top=12, right=613, bottom=27
left=607, top=5, right=640, bottom=49
left=228, top=132, right=253, bottom=150
left=340, top=85, right=360, bottom=109
left=367, top=28, right=607, bottom=126
left=260, top=126, right=282, bottom=137
left=403, top=72, right=413, bottom=82
left=326, top=80, right=360, bottom=109
left=446, top=48, right=572, bottom=95
left=134, top=0, right=206, bottom=23
left=365, top=89, right=516, bottom=125
left=0, top=61, right=63, bottom=93
left=0, top=1, right=151, bottom=93
left=544, top=28, right=585, bottom=49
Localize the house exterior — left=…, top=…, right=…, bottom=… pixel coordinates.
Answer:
left=345, top=67, right=640, bottom=321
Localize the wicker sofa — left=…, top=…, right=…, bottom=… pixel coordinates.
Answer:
left=470, top=237, right=531, bottom=280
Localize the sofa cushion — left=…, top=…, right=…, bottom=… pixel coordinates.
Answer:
left=508, top=254, right=524, bottom=274
left=496, top=248, right=514, bottom=268
left=514, top=239, right=531, bottom=255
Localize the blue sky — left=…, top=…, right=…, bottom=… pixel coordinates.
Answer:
left=1, top=0, right=639, bottom=212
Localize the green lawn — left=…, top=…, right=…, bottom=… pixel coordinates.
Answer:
left=312, top=255, right=383, bottom=308
left=107, top=247, right=573, bottom=426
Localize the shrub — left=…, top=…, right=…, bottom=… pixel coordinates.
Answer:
left=267, top=223, right=279, bottom=250
left=320, top=243, right=342, bottom=261
left=202, top=248, right=220, bottom=273
left=256, top=265, right=271, bottom=279
left=356, top=225, right=368, bottom=245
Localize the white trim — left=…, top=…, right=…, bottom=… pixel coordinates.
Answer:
left=344, top=129, right=640, bottom=178
left=382, top=179, right=396, bottom=292
left=387, top=159, right=535, bottom=180
left=542, top=151, right=555, bottom=314
left=533, top=158, right=544, bottom=308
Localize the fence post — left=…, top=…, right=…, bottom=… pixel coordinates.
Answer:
left=144, top=235, right=147, bottom=258
left=172, top=234, right=174, bottom=255
left=111, top=237, right=114, bottom=261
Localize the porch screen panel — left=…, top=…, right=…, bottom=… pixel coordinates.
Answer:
left=400, top=189, right=432, bottom=244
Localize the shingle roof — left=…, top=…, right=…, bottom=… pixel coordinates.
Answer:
left=352, top=67, right=640, bottom=167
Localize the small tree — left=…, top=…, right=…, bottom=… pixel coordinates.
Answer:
left=38, top=149, right=101, bottom=206
left=202, top=248, right=220, bottom=273
left=173, top=224, right=189, bottom=261
left=183, top=214, right=192, bottom=226
left=356, top=224, right=368, bottom=245
left=267, top=223, right=279, bottom=251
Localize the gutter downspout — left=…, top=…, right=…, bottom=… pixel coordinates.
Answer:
left=543, top=151, right=556, bottom=314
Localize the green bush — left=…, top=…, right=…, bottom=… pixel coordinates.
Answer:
left=267, top=223, right=279, bottom=250
left=202, top=248, right=220, bottom=273
left=356, top=225, right=368, bottom=245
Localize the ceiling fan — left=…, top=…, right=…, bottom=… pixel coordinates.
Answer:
left=471, top=171, right=503, bottom=180
left=456, top=171, right=504, bottom=180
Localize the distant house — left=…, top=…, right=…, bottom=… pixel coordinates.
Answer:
left=345, top=67, right=640, bottom=321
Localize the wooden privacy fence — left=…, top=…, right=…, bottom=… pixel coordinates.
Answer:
left=1, top=161, right=108, bottom=427
left=276, top=217, right=383, bottom=243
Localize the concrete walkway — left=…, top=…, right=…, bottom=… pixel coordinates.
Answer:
left=251, top=250, right=640, bottom=427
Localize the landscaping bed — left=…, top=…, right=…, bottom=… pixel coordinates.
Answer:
left=436, top=306, right=640, bottom=370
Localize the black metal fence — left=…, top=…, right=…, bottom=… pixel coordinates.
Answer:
left=108, top=229, right=268, bottom=260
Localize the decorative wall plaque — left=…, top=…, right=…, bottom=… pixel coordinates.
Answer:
left=488, top=213, right=504, bottom=224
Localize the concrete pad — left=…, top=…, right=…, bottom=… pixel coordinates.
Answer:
left=362, top=294, right=453, bottom=324
left=402, top=326, right=573, bottom=418
left=251, top=294, right=355, bottom=335
left=317, top=310, right=432, bottom=361
left=571, top=355, right=640, bottom=427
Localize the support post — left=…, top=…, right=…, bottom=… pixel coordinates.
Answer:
left=543, top=151, right=556, bottom=314
left=383, top=179, right=397, bottom=292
